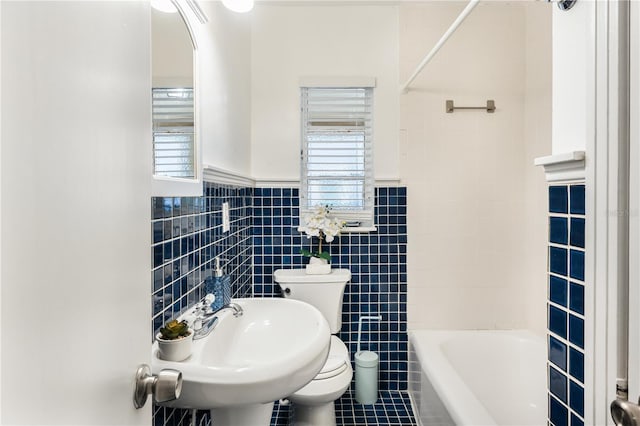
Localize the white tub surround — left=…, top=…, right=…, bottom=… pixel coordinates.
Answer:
left=409, top=330, right=546, bottom=426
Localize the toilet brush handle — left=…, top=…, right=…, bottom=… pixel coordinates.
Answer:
left=356, top=315, right=383, bottom=353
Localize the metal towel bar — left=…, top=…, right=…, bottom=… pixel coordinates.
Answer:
left=446, top=99, right=496, bottom=113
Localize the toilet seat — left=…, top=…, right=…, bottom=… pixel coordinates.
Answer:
left=288, top=335, right=353, bottom=405
left=315, top=359, right=348, bottom=380
left=314, top=336, right=349, bottom=380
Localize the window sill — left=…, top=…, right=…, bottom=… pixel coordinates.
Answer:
left=297, top=226, right=377, bottom=234
left=341, top=226, right=377, bottom=233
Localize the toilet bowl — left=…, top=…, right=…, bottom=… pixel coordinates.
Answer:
left=288, top=336, right=353, bottom=426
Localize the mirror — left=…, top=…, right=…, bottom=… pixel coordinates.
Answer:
left=152, top=4, right=196, bottom=179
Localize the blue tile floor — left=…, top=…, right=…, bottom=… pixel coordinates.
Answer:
left=270, top=390, right=417, bottom=425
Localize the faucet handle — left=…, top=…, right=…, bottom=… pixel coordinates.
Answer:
left=193, top=294, right=215, bottom=315
left=192, top=318, right=203, bottom=331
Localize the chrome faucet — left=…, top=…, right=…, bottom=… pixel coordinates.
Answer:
left=223, top=302, right=243, bottom=317
left=198, top=301, right=243, bottom=318
left=192, top=301, right=243, bottom=340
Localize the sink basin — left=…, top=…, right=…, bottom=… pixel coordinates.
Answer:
left=151, top=297, right=331, bottom=415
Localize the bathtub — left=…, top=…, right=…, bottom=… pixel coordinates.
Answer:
left=408, top=330, right=546, bottom=426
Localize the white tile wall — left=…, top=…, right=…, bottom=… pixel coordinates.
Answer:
left=399, top=2, right=550, bottom=332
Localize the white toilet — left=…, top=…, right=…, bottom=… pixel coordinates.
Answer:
left=273, top=268, right=353, bottom=426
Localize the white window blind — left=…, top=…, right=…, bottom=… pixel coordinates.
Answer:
left=152, top=87, right=195, bottom=179
left=300, top=87, right=374, bottom=227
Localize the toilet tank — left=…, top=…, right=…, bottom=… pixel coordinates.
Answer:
left=274, top=269, right=351, bottom=334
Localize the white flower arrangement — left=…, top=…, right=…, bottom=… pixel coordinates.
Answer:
left=300, top=204, right=344, bottom=262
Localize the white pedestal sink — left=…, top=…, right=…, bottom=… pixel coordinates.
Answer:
left=152, top=298, right=331, bottom=425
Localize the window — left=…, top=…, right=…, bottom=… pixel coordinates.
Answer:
left=300, top=86, right=374, bottom=228
left=152, top=87, right=195, bottom=179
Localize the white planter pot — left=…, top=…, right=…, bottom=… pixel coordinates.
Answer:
left=156, top=331, right=193, bottom=361
left=305, top=257, right=331, bottom=275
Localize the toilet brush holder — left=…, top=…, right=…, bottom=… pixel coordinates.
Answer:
left=355, top=350, right=379, bottom=404
left=354, top=315, right=382, bottom=405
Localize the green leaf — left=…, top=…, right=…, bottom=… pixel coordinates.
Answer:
left=318, top=252, right=331, bottom=261
left=300, top=249, right=313, bottom=257
left=160, top=327, right=178, bottom=340
left=160, top=319, right=190, bottom=340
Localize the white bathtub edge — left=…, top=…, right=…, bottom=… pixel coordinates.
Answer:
left=409, top=330, right=496, bottom=426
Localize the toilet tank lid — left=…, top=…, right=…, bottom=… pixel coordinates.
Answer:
left=274, top=268, right=351, bottom=283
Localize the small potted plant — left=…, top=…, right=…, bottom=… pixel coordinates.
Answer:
left=300, top=205, right=344, bottom=275
left=156, top=319, right=193, bottom=361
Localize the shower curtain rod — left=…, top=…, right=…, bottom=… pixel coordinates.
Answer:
left=400, top=0, right=480, bottom=94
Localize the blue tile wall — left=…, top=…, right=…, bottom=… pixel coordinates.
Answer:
left=550, top=366, right=568, bottom=403
left=252, top=187, right=409, bottom=392
left=569, top=347, right=584, bottom=383
left=570, top=380, right=584, bottom=417
left=570, top=185, right=586, bottom=215
left=549, top=276, right=568, bottom=307
left=549, top=186, right=569, bottom=214
left=547, top=183, right=585, bottom=426
left=550, top=217, right=569, bottom=245
left=150, top=183, right=411, bottom=425
left=569, top=282, right=584, bottom=315
left=549, top=336, right=567, bottom=371
left=550, top=247, right=568, bottom=276
left=549, top=306, right=568, bottom=339
left=151, top=182, right=253, bottom=426
left=550, top=395, right=569, bottom=426
left=571, top=413, right=585, bottom=426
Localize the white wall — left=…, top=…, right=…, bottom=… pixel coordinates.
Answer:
left=250, top=4, right=399, bottom=182
left=400, top=2, right=550, bottom=331
left=524, top=2, right=553, bottom=336
left=1, top=2, right=151, bottom=424
left=551, top=0, right=594, bottom=154
left=198, top=3, right=252, bottom=176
